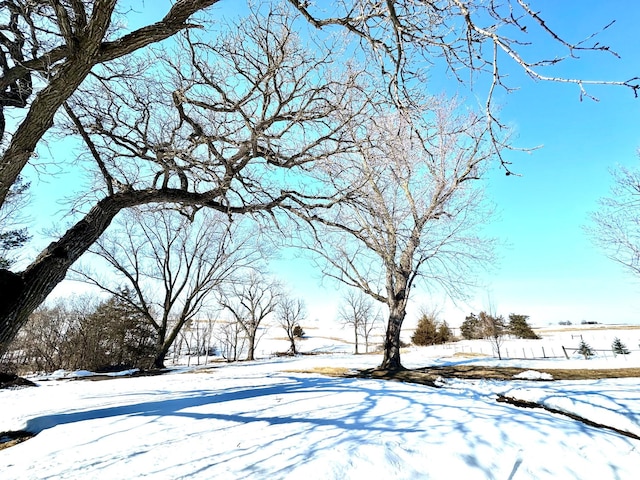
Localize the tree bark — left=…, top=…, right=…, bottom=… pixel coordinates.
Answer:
left=247, top=332, right=256, bottom=361
left=354, top=324, right=359, bottom=354
left=379, top=304, right=406, bottom=371
left=153, top=317, right=191, bottom=369
left=153, top=348, right=167, bottom=370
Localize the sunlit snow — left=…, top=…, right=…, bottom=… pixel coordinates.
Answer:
left=2, top=327, right=640, bottom=479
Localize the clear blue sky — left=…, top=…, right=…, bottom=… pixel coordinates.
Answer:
left=22, top=1, right=640, bottom=327
left=472, top=1, right=640, bottom=326
left=273, top=1, right=640, bottom=327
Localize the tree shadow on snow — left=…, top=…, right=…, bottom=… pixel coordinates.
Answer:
left=17, top=373, right=638, bottom=479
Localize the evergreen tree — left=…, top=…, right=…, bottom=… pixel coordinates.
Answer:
left=508, top=314, right=540, bottom=339
left=412, top=315, right=452, bottom=346
left=611, top=337, right=630, bottom=355
left=578, top=339, right=595, bottom=359
left=67, top=289, right=157, bottom=370
left=460, top=313, right=483, bottom=340
left=411, top=315, right=438, bottom=346
left=436, top=322, right=452, bottom=344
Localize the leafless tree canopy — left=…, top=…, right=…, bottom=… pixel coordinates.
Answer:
left=0, top=0, right=221, bottom=205
left=288, top=0, right=639, bottom=173
left=0, top=5, right=362, bottom=352
left=296, top=98, right=496, bottom=369
left=588, top=163, right=640, bottom=278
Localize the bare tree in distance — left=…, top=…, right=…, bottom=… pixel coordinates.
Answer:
left=215, top=320, right=247, bottom=363
left=479, top=311, right=506, bottom=360
left=295, top=98, right=496, bottom=370
left=176, top=316, right=217, bottom=366
left=219, top=274, right=282, bottom=361
left=277, top=294, right=306, bottom=355
left=360, top=309, right=382, bottom=354
left=73, top=208, right=260, bottom=368
left=587, top=163, right=640, bottom=279
left=338, top=290, right=380, bottom=354
left=1, top=0, right=638, bottom=355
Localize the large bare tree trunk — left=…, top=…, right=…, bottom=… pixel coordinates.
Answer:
left=379, top=304, right=406, bottom=371
left=0, top=194, right=128, bottom=353
left=247, top=335, right=256, bottom=361
left=153, top=318, right=191, bottom=369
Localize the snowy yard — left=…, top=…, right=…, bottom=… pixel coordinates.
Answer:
left=2, top=327, right=640, bottom=479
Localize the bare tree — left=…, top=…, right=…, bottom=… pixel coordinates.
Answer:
left=177, top=316, right=217, bottom=366
left=1, top=0, right=637, bottom=355
left=0, top=6, right=360, bottom=353
left=479, top=311, right=506, bottom=360
left=296, top=98, right=495, bottom=370
left=338, top=290, right=380, bottom=354
left=74, top=208, right=260, bottom=368
left=587, top=163, right=640, bottom=278
left=219, top=274, right=281, bottom=361
left=215, top=320, right=247, bottom=363
left=277, top=294, right=306, bottom=355
left=359, top=308, right=382, bottom=354
left=2, top=1, right=635, bottom=207
left=0, top=0, right=220, bottom=205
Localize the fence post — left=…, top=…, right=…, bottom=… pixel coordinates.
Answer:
left=542, top=346, right=546, bottom=358
left=562, top=346, right=569, bottom=359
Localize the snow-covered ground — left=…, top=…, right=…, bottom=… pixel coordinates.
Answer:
left=2, top=326, right=640, bottom=479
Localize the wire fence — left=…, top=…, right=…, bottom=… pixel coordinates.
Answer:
left=441, top=342, right=640, bottom=361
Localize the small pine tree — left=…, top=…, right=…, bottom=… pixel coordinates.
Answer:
left=611, top=337, right=630, bottom=355
left=293, top=325, right=305, bottom=338
left=578, top=339, right=594, bottom=359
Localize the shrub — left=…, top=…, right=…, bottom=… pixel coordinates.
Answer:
left=293, top=325, right=305, bottom=338
left=612, top=337, right=630, bottom=355
left=6, top=291, right=157, bottom=373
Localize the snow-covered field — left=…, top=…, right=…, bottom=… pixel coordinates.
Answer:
left=2, top=325, right=640, bottom=479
